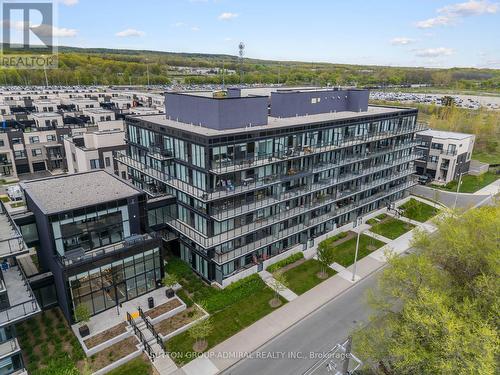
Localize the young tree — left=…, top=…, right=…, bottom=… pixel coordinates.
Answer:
left=74, top=304, right=91, bottom=327
left=163, top=273, right=179, bottom=289
left=269, top=270, right=287, bottom=307
left=189, top=318, right=213, bottom=352
left=353, top=203, right=500, bottom=375
left=316, top=243, right=335, bottom=278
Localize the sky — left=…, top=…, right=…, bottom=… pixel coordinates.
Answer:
left=5, top=0, right=500, bottom=68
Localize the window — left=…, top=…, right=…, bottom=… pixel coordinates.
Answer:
left=431, top=142, right=443, bottom=150
left=14, top=150, right=26, bottom=158
left=46, top=134, right=56, bottom=142
left=0, top=140, right=4, bottom=147
left=90, top=159, right=100, bottom=169
left=31, top=148, right=42, bottom=157
left=29, top=136, right=40, bottom=144
left=429, top=155, right=438, bottom=163
left=12, top=138, right=22, bottom=145
left=105, top=157, right=111, bottom=167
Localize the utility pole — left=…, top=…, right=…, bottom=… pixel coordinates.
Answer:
left=352, top=216, right=362, bottom=282
left=453, top=172, right=463, bottom=210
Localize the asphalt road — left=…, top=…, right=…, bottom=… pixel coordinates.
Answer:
left=410, top=185, right=488, bottom=209
left=222, top=269, right=383, bottom=375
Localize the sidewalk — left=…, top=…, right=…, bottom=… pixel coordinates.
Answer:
left=474, top=178, right=500, bottom=196
left=177, top=196, right=442, bottom=375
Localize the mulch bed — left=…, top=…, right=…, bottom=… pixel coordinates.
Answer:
left=145, top=298, right=182, bottom=320
left=154, top=306, right=203, bottom=336
left=89, top=336, right=139, bottom=371
left=84, top=322, right=128, bottom=349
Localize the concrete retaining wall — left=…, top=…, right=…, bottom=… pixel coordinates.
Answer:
left=84, top=329, right=133, bottom=357
left=91, top=347, right=143, bottom=375
left=220, top=264, right=258, bottom=288
left=159, top=305, right=210, bottom=341
left=149, top=298, right=187, bottom=326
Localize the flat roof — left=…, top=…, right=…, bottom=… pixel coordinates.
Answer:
left=418, top=129, right=473, bottom=140
left=83, top=108, right=114, bottom=114
left=132, top=105, right=413, bottom=137
left=32, top=112, right=62, bottom=118
left=21, top=170, right=142, bottom=215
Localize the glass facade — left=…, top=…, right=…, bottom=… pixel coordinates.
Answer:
left=68, top=248, right=161, bottom=316
left=51, top=205, right=130, bottom=255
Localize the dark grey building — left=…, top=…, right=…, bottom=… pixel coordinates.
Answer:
left=20, top=171, right=164, bottom=322
left=116, top=88, right=424, bottom=286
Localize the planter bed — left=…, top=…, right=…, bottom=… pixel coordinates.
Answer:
left=323, top=233, right=385, bottom=267
left=369, top=217, right=415, bottom=240
left=145, top=298, right=182, bottom=320
left=283, top=259, right=336, bottom=295
left=89, top=336, right=139, bottom=372
left=155, top=306, right=205, bottom=337
left=84, top=322, right=128, bottom=350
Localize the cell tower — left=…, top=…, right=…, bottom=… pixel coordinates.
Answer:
left=238, top=42, right=245, bottom=84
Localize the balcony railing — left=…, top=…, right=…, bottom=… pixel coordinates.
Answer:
left=166, top=169, right=416, bottom=250
left=210, top=123, right=427, bottom=174
left=213, top=179, right=416, bottom=264
left=116, top=144, right=422, bottom=203
left=56, top=233, right=161, bottom=268
left=0, top=201, right=29, bottom=258
left=211, top=152, right=421, bottom=220
left=441, top=149, right=457, bottom=156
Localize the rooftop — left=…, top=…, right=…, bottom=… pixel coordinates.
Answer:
left=83, top=108, right=115, bottom=114
left=133, top=105, right=412, bottom=137
left=31, top=112, right=61, bottom=118
left=20, top=170, right=142, bottom=214
left=418, top=129, right=474, bottom=140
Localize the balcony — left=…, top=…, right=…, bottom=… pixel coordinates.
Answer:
left=0, top=265, right=40, bottom=327
left=211, top=152, right=421, bottom=220
left=213, top=179, right=416, bottom=264
left=167, top=168, right=416, bottom=250
left=210, top=123, right=427, bottom=174
left=0, top=337, right=21, bottom=361
left=0, top=202, right=29, bottom=258
left=55, top=233, right=161, bottom=269
left=441, top=149, right=457, bottom=157
left=148, top=146, right=174, bottom=161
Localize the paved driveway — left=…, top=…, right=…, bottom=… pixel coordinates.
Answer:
left=410, top=185, right=489, bottom=209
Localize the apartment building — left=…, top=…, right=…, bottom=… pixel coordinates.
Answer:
left=116, top=88, right=423, bottom=286
left=64, top=121, right=127, bottom=174
left=83, top=108, right=116, bottom=125
left=0, top=200, right=41, bottom=374
left=0, top=133, right=16, bottom=181
left=415, top=129, right=475, bottom=184
left=20, top=171, right=164, bottom=322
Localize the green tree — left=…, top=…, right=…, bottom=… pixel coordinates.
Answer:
left=74, top=304, right=91, bottom=326
left=316, top=243, right=335, bottom=278
left=269, top=270, right=287, bottom=307
left=163, top=273, right=179, bottom=289
left=354, top=203, right=500, bottom=375
left=189, top=318, right=213, bottom=352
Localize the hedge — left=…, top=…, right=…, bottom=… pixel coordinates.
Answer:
left=266, top=252, right=304, bottom=273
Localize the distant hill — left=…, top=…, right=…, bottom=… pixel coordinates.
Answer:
left=0, top=45, right=498, bottom=91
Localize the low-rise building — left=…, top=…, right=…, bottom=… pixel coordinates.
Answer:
left=415, top=129, right=475, bottom=184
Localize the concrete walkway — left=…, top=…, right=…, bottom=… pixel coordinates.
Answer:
left=259, top=270, right=298, bottom=302
left=363, top=230, right=392, bottom=244
left=173, top=196, right=443, bottom=375
left=474, top=178, right=500, bottom=196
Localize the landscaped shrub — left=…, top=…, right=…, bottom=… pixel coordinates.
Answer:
left=366, top=218, right=378, bottom=225
left=266, top=252, right=304, bottom=273
left=376, top=213, right=388, bottom=220
left=177, top=289, right=194, bottom=308
left=318, top=232, right=349, bottom=249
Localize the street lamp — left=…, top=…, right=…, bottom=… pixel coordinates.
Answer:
left=352, top=216, right=363, bottom=282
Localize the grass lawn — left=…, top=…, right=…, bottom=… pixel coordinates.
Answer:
left=16, top=308, right=85, bottom=375
left=324, top=234, right=386, bottom=268
left=369, top=217, right=415, bottom=240
left=473, top=151, right=500, bottom=165
left=165, top=258, right=285, bottom=365
left=106, top=355, right=152, bottom=375
left=432, top=172, right=498, bottom=193
left=283, top=259, right=336, bottom=295
left=399, top=198, right=439, bottom=222
left=165, top=283, right=281, bottom=365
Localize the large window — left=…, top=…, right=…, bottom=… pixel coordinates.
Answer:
left=52, top=205, right=130, bottom=255
left=68, top=248, right=161, bottom=316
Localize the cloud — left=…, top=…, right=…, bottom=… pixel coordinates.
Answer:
left=1, top=21, right=77, bottom=37
left=58, top=0, right=79, bottom=5
left=438, top=0, right=498, bottom=16
left=416, top=0, right=499, bottom=28
left=191, top=26, right=200, bottom=32
left=414, top=47, right=454, bottom=57
left=172, top=22, right=186, bottom=28
left=218, top=12, right=238, bottom=20
left=390, top=37, right=416, bottom=45
left=115, top=28, right=145, bottom=37
left=416, top=15, right=455, bottom=28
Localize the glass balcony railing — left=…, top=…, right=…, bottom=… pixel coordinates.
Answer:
left=166, top=169, right=415, bottom=251
left=213, top=179, right=416, bottom=264
left=211, top=152, right=421, bottom=220
left=210, top=123, right=427, bottom=174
